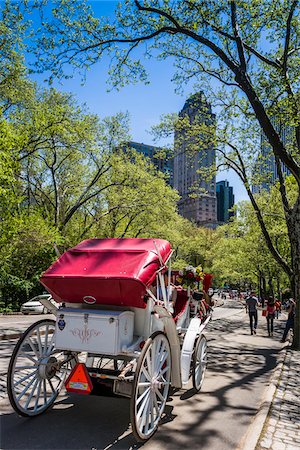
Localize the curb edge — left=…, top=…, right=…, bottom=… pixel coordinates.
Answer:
left=236, top=342, right=289, bottom=450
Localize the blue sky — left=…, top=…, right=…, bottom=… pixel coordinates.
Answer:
left=28, top=0, right=248, bottom=203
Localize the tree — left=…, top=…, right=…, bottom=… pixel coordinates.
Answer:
left=28, top=0, right=300, bottom=347
left=212, top=197, right=290, bottom=296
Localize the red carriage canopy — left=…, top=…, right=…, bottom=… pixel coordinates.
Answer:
left=40, top=238, right=172, bottom=308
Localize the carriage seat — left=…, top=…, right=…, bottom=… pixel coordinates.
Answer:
left=173, top=288, right=189, bottom=323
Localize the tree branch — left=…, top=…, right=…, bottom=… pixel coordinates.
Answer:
left=274, top=155, right=291, bottom=216
left=282, top=0, right=298, bottom=70
left=230, top=1, right=247, bottom=72
left=62, top=180, right=126, bottom=228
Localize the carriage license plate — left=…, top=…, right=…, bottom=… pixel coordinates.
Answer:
left=55, top=308, right=134, bottom=355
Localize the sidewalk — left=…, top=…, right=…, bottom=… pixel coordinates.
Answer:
left=256, top=345, right=300, bottom=450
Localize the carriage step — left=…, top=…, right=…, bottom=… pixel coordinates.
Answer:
left=87, top=367, right=133, bottom=398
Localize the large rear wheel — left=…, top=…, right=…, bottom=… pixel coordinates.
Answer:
left=7, top=319, right=78, bottom=417
left=130, top=332, right=171, bottom=441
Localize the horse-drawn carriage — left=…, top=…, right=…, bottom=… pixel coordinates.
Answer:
left=7, top=238, right=212, bottom=441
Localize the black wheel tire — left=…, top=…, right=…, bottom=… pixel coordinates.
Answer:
left=130, top=331, right=171, bottom=442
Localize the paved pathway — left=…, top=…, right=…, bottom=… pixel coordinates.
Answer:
left=257, top=347, right=300, bottom=450
left=2, top=303, right=299, bottom=450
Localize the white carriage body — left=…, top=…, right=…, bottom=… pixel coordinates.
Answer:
left=55, top=309, right=134, bottom=355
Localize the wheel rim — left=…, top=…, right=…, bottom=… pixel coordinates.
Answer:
left=8, top=320, right=76, bottom=416
left=194, top=337, right=207, bottom=390
left=133, top=333, right=171, bottom=440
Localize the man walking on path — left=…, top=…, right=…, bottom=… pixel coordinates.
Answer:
left=246, top=291, right=259, bottom=335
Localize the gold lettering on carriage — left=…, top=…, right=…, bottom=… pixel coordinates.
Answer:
left=70, top=325, right=102, bottom=343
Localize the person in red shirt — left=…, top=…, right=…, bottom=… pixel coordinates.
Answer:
left=266, top=297, right=276, bottom=337
left=275, top=299, right=281, bottom=319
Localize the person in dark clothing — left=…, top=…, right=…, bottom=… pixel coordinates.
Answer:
left=281, top=298, right=296, bottom=343
left=246, top=292, right=259, bottom=335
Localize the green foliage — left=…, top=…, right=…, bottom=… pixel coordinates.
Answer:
left=211, top=179, right=296, bottom=293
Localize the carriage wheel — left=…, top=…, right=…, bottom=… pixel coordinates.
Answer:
left=192, top=335, right=207, bottom=391
left=7, top=319, right=78, bottom=417
left=130, top=332, right=171, bottom=441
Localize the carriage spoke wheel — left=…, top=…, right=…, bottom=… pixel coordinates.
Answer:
left=7, top=319, right=78, bottom=417
left=192, top=335, right=207, bottom=391
left=130, top=332, right=171, bottom=442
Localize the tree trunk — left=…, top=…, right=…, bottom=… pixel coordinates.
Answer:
left=289, top=196, right=300, bottom=349
left=276, top=276, right=281, bottom=300
left=262, top=275, right=267, bottom=301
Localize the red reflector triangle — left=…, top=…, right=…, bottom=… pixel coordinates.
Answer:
left=65, top=363, right=93, bottom=395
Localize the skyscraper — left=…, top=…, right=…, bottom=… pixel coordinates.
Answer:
left=216, top=180, right=235, bottom=223
left=123, top=141, right=173, bottom=185
left=252, top=121, right=292, bottom=193
left=173, top=92, right=217, bottom=227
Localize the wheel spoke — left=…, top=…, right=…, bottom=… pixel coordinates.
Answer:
left=149, top=394, right=155, bottom=430
left=143, top=394, right=151, bottom=435
left=36, top=328, right=43, bottom=356
left=48, top=379, right=56, bottom=394
left=17, top=373, right=37, bottom=401
left=18, top=353, right=38, bottom=364
left=15, top=365, right=37, bottom=370
left=141, top=366, right=152, bottom=382
left=45, top=333, right=55, bottom=356
left=26, top=337, right=40, bottom=359
left=136, top=386, right=150, bottom=407
left=155, top=388, right=165, bottom=404
left=43, top=379, right=48, bottom=405
left=33, top=380, right=43, bottom=412
left=157, top=351, right=168, bottom=374
left=160, top=365, right=170, bottom=376
left=139, top=393, right=151, bottom=433
left=136, top=388, right=151, bottom=421
left=24, top=378, right=39, bottom=409
left=43, top=325, right=49, bottom=355
left=146, top=352, right=152, bottom=378
left=154, top=341, right=165, bottom=374
left=153, top=392, right=160, bottom=416
left=14, top=370, right=37, bottom=388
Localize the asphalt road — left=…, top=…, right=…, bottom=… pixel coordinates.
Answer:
left=0, top=302, right=286, bottom=450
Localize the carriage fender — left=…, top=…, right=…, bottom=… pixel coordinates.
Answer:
left=181, top=317, right=202, bottom=385
left=153, top=305, right=182, bottom=389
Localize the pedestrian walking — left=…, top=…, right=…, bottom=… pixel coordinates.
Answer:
left=246, top=291, right=259, bottom=335
left=275, top=298, right=281, bottom=319
left=266, top=297, right=275, bottom=337
left=281, top=298, right=296, bottom=343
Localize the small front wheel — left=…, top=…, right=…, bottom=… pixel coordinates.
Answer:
left=7, top=319, right=77, bottom=417
left=130, top=332, right=171, bottom=441
left=192, top=335, right=207, bottom=391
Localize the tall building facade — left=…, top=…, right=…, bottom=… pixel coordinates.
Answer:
left=124, top=141, right=173, bottom=185
left=216, top=180, right=235, bottom=223
left=173, top=92, right=217, bottom=227
left=252, top=122, right=292, bottom=193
